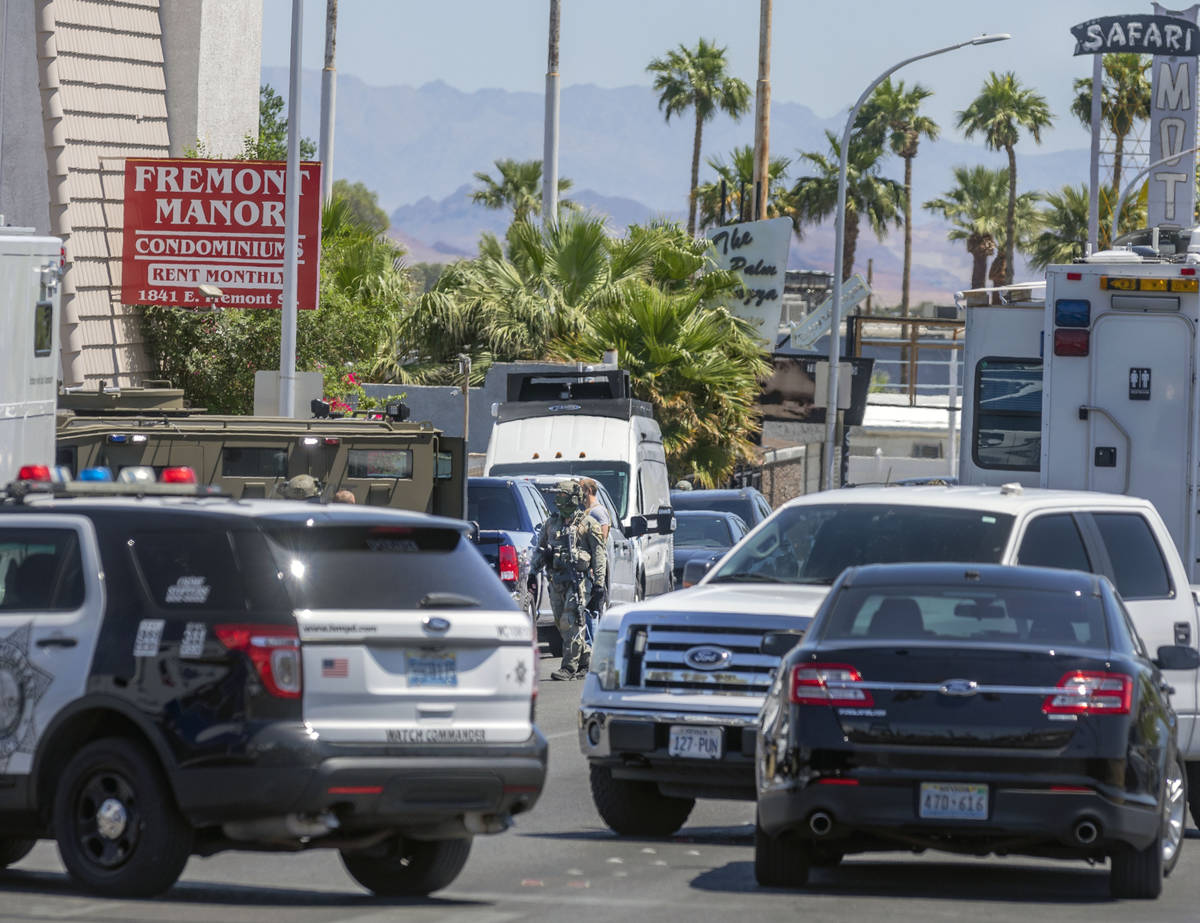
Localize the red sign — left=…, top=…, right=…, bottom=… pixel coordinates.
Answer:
left=121, top=158, right=322, bottom=310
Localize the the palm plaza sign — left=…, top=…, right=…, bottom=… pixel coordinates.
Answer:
left=1072, top=6, right=1200, bottom=233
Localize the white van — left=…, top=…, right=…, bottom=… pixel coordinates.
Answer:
left=484, top=370, right=675, bottom=597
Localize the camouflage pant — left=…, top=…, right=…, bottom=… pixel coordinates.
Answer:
left=548, top=577, right=590, bottom=672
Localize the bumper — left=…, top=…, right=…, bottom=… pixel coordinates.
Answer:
left=579, top=705, right=758, bottom=800
left=758, top=779, right=1161, bottom=852
left=175, top=727, right=549, bottom=832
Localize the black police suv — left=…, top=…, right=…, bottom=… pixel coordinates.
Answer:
left=0, top=480, right=545, bottom=897
left=756, top=563, right=1198, bottom=899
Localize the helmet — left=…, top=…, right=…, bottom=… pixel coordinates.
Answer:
left=553, top=479, right=584, bottom=514
left=280, top=474, right=320, bottom=500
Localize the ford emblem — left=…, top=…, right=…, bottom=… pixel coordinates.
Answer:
left=423, top=616, right=451, bottom=632
left=939, top=678, right=978, bottom=697
left=548, top=403, right=582, bottom=412
left=684, top=645, right=732, bottom=671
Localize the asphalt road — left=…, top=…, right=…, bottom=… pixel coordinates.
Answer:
left=2, top=651, right=1199, bottom=923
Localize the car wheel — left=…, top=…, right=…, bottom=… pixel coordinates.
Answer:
left=1163, top=753, right=1187, bottom=877
left=0, top=837, right=35, bottom=868
left=1186, top=760, right=1200, bottom=829
left=341, top=836, right=472, bottom=896
left=53, top=737, right=193, bottom=898
left=754, top=811, right=811, bottom=887
left=589, top=764, right=694, bottom=836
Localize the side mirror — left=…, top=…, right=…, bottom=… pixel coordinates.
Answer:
left=682, top=556, right=716, bottom=587
left=468, top=520, right=481, bottom=543
left=656, top=505, right=676, bottom=535
left=628, top=515, right=648, bottom=538
left=1155, top=644, right=1200, bottom=671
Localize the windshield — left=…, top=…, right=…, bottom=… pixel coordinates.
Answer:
left=708, top=504, right=1013, bottom=586
left=467, top=484, right=523, bottom=531
left=818, top=585, right=1108, bottom=648
left=490, top=461, right=631, bottom=519
left=675, top=514, right=737, bottom=548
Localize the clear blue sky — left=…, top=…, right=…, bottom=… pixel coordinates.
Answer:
left=261, top=0, right=1111, bottom=153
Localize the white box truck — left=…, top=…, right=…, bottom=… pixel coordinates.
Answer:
left=0, top=227, right=62, bottom=483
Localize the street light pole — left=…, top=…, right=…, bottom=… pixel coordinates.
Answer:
left=822, top=32, right=1009, bottom=490
left=279, top=0, right=304, bottom=418
left=1111, top=145, right=1200, bottom=245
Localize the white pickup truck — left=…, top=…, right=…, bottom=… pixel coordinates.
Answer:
left=579, top=483, right=1200, bottom=835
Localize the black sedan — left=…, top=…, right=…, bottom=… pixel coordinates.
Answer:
left=755, top=563, right=1199, bottom=899
left=671, top=510, right=750, bottom=588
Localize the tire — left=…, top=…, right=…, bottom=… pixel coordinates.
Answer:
left=1163, top=753, right=1187, bottom=878
left=341, top=836, right=472, bottom=896
left=754, top=813, right=811, bottom=888
left=0, top=837, right=35, bottom=869
left=810, top=846, right=844, bottom=868
left=589, top=764, right=694, bottom=836
left=1110, top=835, right=1163, bottom=899
left=1186, top=761, right=1200, bottom=830
left=53, top=737, right=193, bottom=898
left=545, top=628, right=563, bottom=659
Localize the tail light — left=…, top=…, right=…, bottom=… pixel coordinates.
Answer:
left=530, top=633, right=539, bottom=723
left=216, top=624, right=302, bottom=698
left=498, top=544, right=519, bottom=582
left=789, top=663, right=873, bottom=707
left=160, top=466, right=197, bottom=483
left=1042, top=671, right=1131, bottom=715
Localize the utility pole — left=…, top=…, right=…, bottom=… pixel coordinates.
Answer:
left=542, top=0, right=561, bottom=225
left=752, top=0, right=772, bottom=221
left=279, top=0, right=303, bottom=417
left=319, top=0, right=337, bottom=205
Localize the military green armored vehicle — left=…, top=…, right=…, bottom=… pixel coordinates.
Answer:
left=56, top=383, right=465, bottom=517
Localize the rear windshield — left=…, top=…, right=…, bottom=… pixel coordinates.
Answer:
left=675, top=514, right=738, bottom=548
left=258, top=524, right=516, bottom=611
left=467, top=485, right=523, bottom=531
left=818, top=584, right=1109, bottom=648
left=672, top=495, right=754, bottom=523
left=491, top=461, right=630, bottom=519
left=708, top=504, right=1013, bottom=586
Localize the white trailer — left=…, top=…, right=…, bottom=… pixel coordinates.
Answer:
left=0, top=227, right=62, bottom=483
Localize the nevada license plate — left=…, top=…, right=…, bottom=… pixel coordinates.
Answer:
left=667, top=725, right=723, bottom=760
left=407, top=651, right=457, bottom=686
left=918, top=782, right=988, bottom=820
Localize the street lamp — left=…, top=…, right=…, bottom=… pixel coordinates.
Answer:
left=823, top=32, right=1010, bottom=490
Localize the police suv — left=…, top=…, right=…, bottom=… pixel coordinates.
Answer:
left=0, top=466, right=545, bottom=897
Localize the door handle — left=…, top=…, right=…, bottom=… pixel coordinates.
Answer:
left=36, top=636, right=78, bottom=649
left=1174, top=622, right=1192, bottom=646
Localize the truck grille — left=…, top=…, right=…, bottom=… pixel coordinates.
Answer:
left=632, top=624, right=777, bottom=695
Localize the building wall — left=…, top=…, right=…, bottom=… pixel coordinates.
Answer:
left=159, top=0, right=261, bottom=157
left=0, top=0, right=50, bottom=232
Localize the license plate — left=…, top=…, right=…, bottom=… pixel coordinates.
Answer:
left=407, top=651, right=457, bottom=686
left=918, top=782, right=988, bottom=820
left=667, top=725, right=723, bottom=760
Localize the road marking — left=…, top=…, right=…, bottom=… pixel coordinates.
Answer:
left=24, top=902, right=122, bottom=919
left=442, top=889, right=671, bottom=909
left=544, top=729, right=577, bottom=741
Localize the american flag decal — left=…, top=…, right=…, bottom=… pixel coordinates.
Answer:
left=322, top=657, right=349, bottom=678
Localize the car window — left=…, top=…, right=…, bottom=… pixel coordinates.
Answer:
left=1091, top=513, right=1172, bottom=599
left=709, top=504, right=1013, bottom=586
left=1016, top=514, right=1091, bottom=572
left=0, top=528, right=85, bottom=611
left=490, top=462, right=630, bottom=519
left=130, top=531, right=246, bottom=613
left=467, top=484, right=524, bottom=531
left=524, top=484, right=549, bottom=522
left=756, top=497, right=772, bottom=521
left=672, top=494, right=754, bottom=522
left=675, top=515, right=736, bottom=548
left=819, top=584, right=1108, bottom=648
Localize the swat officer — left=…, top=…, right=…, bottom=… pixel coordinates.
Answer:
left=533, top=480, right=607, bottom=681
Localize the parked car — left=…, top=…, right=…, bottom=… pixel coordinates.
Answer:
left=756, top=562, right=1198, bottom=899
left=467, top=476, right=550, bottom=620
left=670, top=487, right=772, bottom=528
left=671, top=510, right=749, bottom=588
left=0, top=470, right=546, bottom=898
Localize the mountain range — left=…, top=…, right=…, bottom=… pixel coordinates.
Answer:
left=266, top=67, right=1092, bottom=304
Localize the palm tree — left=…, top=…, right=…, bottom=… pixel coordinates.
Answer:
left=957, top=72, right=1053, bottom=285
left=857, top=79, right=939, bottom=317
left=695, top=145, right=791, bottom=230
left=785, top=130, right=903, bottom=281
left=1070, top=54, right=1151, bottom=196
left=470, top=158, right=573, bottom=223
left=1028, top=183, right=1146, bottom=270
left=924, top=165, right=1038, bottom=290
left=646, top=39, right=752, bottom=236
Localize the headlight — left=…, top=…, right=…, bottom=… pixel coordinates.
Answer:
left=591, top=628, right=620, bottom=690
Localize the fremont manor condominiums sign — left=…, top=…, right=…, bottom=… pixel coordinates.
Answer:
left=121, top=158, right=322, bottom=310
